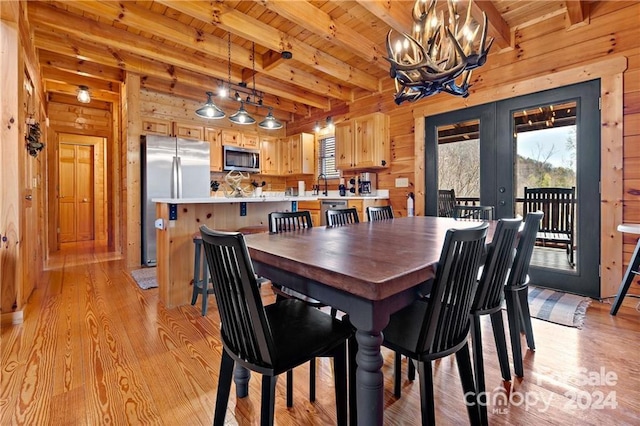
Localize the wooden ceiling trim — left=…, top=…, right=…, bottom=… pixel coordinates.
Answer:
left=256, top=0, right=388, bottom=72
left=157, top=0, right=381, bottom=92
left=41, top=66, right=119, bottom=94
left=28, top=3, right=336, bottom=108
left=38, top=50, right=124, bottom=83
left=44, top=80, right=120, bottom=102
left=47, top=92, right=112, bottom=110
left=354, top=0, right=414, bottom=35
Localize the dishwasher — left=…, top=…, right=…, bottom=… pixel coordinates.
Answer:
left=320, top=199, right=348, bottom=226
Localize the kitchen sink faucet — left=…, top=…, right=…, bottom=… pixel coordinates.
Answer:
left=318, top=173, right=328, bottom=196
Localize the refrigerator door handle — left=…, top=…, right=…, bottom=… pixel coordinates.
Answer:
left=172, top=156, right=183, bottom=199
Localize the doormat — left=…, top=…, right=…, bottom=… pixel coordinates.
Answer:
left=130, top=267, right=158, bottom=290
left=526, top=286, right=592, bottom=328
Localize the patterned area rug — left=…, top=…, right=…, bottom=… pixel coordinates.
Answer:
left=527, top=286, right=592, bottom=328
left=130, top=267, right=158, bottom=290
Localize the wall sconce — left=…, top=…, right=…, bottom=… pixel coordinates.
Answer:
left=77, top=85, right=91, bottom=104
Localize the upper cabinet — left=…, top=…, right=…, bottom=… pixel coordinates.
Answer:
left=260, top=136, right=280, bottom=175
left=282, top=133, right=314, bottom=175
left=335, top=112, right=390, bottom=170
left=221, top=130, right=259, bottom=149
left=206, top=128, right=223, bottom=172
left=142, top=118, right=171, bottom=136
left=173, top=122, right=204, bottom=140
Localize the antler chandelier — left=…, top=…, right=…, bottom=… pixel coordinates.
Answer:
left=386, top=0, right=494, bottom=104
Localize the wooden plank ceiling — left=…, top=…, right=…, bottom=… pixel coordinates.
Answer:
left=27, top=0, right=590, bottom=121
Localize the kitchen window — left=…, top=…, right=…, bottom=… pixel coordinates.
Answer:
left=318, top=136, right=339, bottom=179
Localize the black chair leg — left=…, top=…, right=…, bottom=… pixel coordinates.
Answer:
left=418, top=360, right=435, bottom=426
left=456, top=342, right=483, bottom=426
left=505, top=289, right=524, bottom=377
left=213, top=351, right=234, bottom=426
left=489, top=311, right=511, bottom=382
left=518, top=288, right=535, bottom=350
left=309, top=358, right=316, bottom=402
left=408, top=357, right=416, bottom=380
left=332, top=344, right=348, bottom=426
left=286, top=370, right=293, bottom=408
left=394, top=351, right=402, bottom=398
left=261, top=375, right=277, bottom=426
left=470, top=315, right=488, bottom=425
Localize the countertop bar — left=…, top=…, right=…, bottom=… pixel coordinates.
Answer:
left=153, top=190, right=389, bottom=204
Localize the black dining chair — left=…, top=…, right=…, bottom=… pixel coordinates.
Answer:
left=366, top=205, right=393, bottom=221
left=383, top=223, right=488, bottom=425
left=504, top=211, right=543, bottom=378
left=453, top=205, right=495, bottom=220
left=267, top=210, right=336, bottom=407
left=326, top=207, right=359, bottom=226
left=199, top=226, right=352, bottom=426
left=470, top=218, right=522, bottom=424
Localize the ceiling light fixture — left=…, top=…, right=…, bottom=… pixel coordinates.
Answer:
left=196, top=34, right=283, bottom=129
left=385, top=0, right=494, bottom=104
left=195, top=91, right=225, bottom=119
left=77, top=85, right=91, bottom=103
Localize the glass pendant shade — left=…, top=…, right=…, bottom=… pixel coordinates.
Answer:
left=77, top=85, right=91, bottom=103
left=195, top=92, right=225, bottom=119
left=258, top=108, right=283, bottom=130
left=229, top=102, right=256, bottom=125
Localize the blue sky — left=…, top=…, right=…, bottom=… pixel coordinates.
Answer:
left=517, top=126, right=576, bottom=171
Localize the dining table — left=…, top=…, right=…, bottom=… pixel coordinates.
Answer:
left=244, top=216, right=497, bottom=425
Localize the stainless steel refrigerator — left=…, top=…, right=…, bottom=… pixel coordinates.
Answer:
left=141, top=135, right=210, bottom=266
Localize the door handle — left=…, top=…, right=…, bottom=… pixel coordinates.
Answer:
left=25, top=195, right=33, bottom=200
left=83, top=198, right=88, bottom=202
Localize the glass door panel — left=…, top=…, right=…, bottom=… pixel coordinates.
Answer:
left=437, top=119, right=481, bottom=204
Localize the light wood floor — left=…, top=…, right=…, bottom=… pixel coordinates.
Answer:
left=2, top=253, right=639, bottom=425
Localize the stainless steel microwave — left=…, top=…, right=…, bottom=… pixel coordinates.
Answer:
left=223, top=145, right=260, bottom=173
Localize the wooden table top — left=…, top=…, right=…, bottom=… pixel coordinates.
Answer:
left=245, top=216, right=495, bottom=301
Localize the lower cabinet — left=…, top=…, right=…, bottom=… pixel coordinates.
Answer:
left=297, top=200, right=321, bottom=227
left=349, top=199, right=389, bottom=222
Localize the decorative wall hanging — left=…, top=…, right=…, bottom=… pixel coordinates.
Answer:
left=26, top=120, right=44, bottom=157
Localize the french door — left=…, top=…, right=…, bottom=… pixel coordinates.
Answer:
left=425, top=80, right=601, bottom=297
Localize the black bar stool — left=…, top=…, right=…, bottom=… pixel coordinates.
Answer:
left=191, top=233, right=213, bottom=316
left=610, top=224, right=640, bottom=315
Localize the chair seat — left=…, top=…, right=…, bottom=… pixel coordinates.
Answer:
left=262, top=299, right=352, bottom=374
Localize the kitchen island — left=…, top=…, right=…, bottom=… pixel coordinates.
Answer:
left=153, top=193, right=389, bottom=308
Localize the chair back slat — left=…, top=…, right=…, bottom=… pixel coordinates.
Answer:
left=506, top=211, right=544, bottom=289
left=418, top=223, right=488, bottom=354
left=269, top=210, right=313, bottom=233
left=453, top=205, right=494, bottom=221
left=366, top=205, right=394, bottom=221
left=326, top=208, right=360, bottom=226
left=438, top=189, right=457, bottom=217
left=199, top=226, right=275, bottom=367
left=472, top=218, right=522, bottom=312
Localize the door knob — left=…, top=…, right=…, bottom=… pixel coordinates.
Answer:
left=83, top=198, right=88, bottom=202
left=25, top=195, right=33, bottom=200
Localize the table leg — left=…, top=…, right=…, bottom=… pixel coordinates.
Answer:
left=610, top=237, right=640, bottom=315
left=354, top=329, right=384, bottom=426
left=234, top=365, right=251, bottom=398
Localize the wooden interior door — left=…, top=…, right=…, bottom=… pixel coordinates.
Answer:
left=58, top=143, right=94, bottom=243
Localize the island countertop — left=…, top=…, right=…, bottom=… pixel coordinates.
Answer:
left=152, top=190, right=389, bottom=204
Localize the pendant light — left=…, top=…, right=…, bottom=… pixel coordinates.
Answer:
left=77, top=85, right=91, bottom=103
left=258, top=107, right=283, bottom=129
left=229, top=102, right=255, bottom=124
left=195, top=91, right=225, bottom=119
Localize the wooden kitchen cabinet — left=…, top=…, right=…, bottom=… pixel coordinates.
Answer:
left=297, top=200, right=321, bottom=226
left=241, top=132, right=260, bottom=149
left=260, top=136, right=280, bottom=175
left=335, top=112, right=390, bottom=170
left=281, top=132, right=314, bottom=175
left=221, top=129, right=241, bottom=147
left=173, top=122, right=204, bottom=140
left=206, top=127, right=223, bottom=172
left=348, top=198, right=388, bottom=222
left=142, top=118, right=171, bottom=136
